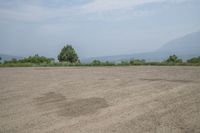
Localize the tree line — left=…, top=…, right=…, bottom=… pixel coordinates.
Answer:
left=0, top=45, right=200, bottom=66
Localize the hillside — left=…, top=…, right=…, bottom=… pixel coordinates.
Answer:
left=157, top=31, right=200, bottom=57
left=82, top=31, right=200, bottom=63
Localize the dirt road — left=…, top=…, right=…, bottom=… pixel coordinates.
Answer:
left=0, top=66, right=200, bottom=133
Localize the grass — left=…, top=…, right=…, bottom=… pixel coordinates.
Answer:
left=1, top=61, right=200, bottom=67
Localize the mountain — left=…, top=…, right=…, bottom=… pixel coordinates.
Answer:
left=0, top=53, right=23, bottom=61
left=81, top=31, right=200, bottom=63
left=81, top=52, right=167, bottom=63
left=157, top=31, right=200, bottom=57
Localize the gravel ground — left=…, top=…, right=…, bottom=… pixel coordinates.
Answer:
left=0, top=66, right=200, bottom=133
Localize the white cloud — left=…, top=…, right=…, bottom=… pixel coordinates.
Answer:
left=0, top=0, right=189, bottom=22
left=80, top=0, right=189, bottom=13
left=81, top=0, right=163, bottom=13
left=0, top=5, right=50, bottom=22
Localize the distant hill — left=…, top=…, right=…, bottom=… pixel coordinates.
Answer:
left=0, top=53, right=23, bottom=61
left=82, top=31, right=200, bottom=63
left=157, top=31, right=200, bottom=58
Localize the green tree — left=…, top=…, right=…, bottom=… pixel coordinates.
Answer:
left=58, top=45, right=79, bottom=63
left=187, top=56, right=200, bottom=64
left=165, top=54, right=182, bottom=63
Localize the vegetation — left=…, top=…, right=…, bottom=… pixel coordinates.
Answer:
left=0, top=46, right=200, bottom=68
left=0, top=55, right=53, bottom=67
left=165, top=54, right=183, bottom=64
left=4, top=55, right=52, bottom=64
left=120, top=60, right=130, bottom=66
left=130, top=59, right=146, bottom=65
left=91, top=60, right=102, bottom=66
left=187, top=56, right=200, bottom=64
left=88, top=60, right=115, bottom=66
left=58, top=45, right=79, bottom=63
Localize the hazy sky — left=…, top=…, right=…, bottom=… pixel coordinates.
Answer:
left=0, top=0, right=200, bottom=58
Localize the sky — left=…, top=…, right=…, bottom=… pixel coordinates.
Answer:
left=0, top=0, right=200, bottom=59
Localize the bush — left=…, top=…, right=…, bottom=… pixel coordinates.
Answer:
left=91, top=60, right=102, bottom=66
left=165, top=55, right=182, bottom=64
left=187, top=56, right=200, bottom=64
left=3, top=55, right=52, bottom=65
left=130, top=59, right=146, bottom=65
left=21, top=55, right=51, bottom=64
left=119, top=60, right=130, bottom=66
left=103, top=61, right=115, bottom=66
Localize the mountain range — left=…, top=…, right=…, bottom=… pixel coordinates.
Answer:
left=82, top=31, right=200, bottom=63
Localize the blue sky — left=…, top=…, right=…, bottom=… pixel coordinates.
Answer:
left=0, top=0, right=200, bottom=58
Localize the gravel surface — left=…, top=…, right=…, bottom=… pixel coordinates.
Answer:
left=0, top=66, right=200, bottom=133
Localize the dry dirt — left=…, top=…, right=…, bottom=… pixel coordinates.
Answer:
left=0, top=66, right=200, bottom=133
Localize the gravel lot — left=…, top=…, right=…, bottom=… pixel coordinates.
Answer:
left=0, top=66, right=200, bottom=133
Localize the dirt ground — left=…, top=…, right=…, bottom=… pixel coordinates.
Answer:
left=0, top=66, right=200, bottom=133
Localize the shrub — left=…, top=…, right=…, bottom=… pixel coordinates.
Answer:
left=91, top=60, right=102, bottom=66
left=103, top=61, right=115, bottom=66
left=187, top=56, right=200, bottom=64
left=119, top=60, right=130, bottom=66
left=165, top=55, right=182, bottom=64
left=130, top=59, right=146, bottom=65
left=3, top=55, right=51, bottom=65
